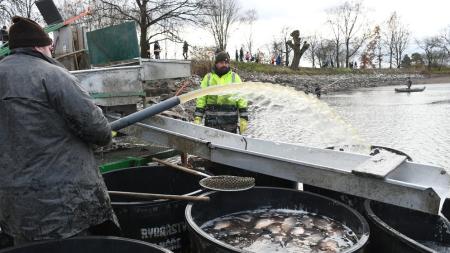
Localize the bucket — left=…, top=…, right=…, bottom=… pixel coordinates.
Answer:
left=364, top=200, right=450, bottom=253
left=0, top=231, right=13, bottom=250
left=0, top=236, right=172, bottom=253
left=102, top=165, right=203, bottom=253
left=185, top=187, right=369, bottom=252
left=206, top=163, right=298, bottom=189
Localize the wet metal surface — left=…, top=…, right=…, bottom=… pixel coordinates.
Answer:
left=121, top=115, right=448, bottom=214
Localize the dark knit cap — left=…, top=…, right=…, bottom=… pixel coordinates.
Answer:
left=215, top=51, right=230, bottom=64
left=9, top=16, right=52, bottom=49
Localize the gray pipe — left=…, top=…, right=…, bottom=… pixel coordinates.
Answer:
left=110, top=96, right=180, bottom=131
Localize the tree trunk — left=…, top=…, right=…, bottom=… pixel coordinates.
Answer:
left=388, top=47, right=393, bottom=69
left=290, top=50, right=301, bottom=69
left=139, top=1, right=149, bottom=58
left=378, top=50, right=382, bottom=69
left=345, top=40, right=350, bottom=68
left=397, top=51, right=402, bottom=68
left=287, top=30, right=310, bottom=70
left=335, top=42, right=340, bottom=68
left=285, top=41, right=290, bottom=66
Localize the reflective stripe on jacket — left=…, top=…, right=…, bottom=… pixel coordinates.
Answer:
left=194, top=70, right=248, bottom=120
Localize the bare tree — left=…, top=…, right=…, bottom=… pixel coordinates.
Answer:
left=240, top=8, right=257, bottom=55
left=204, top=0, right=240, bottom=51
left=394, top=27, right=409, bottom=68
left=417, top=36, right=444, bottom=70
left=315, top=39, right=336, bottom=67
left=383, top=12, right=410, bottom=69
left=98, top=0, right=205, bottom=57
left=307, top=33, right=320, bottom=68
left=281, top=26, right=292, bottom=66
left=286, top=30, right=310, bottom=69
left=0, top=0, right=41, bottom=25
left=360, top=26, right=380, bottom=69
left=269, top=26, right=292, bottom=66
left=270, top=39, right=282, bottom=58
left=440, top=25, right=450, bottom=54
left=56, top=0, right=121, bottom=31
left=376, top=26, right=383, bottom=68
left=327, top=1, right=369, bottom=68
left=326, top=6, right=342, bottom=68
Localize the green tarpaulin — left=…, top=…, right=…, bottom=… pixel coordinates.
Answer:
left=86, top=21, right=139, bottom=65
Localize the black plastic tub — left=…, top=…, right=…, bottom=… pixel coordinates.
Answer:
left=185, top=187, right=369, bottom=253
left=207, top=162, right=298, bottom=189
left=0, top=231, right=13, bottom=250
left=0, top=236, right=172, bottom=253
left=102, top=165, right=203, bottom=253
left=364, top=200, right=450, bottom=253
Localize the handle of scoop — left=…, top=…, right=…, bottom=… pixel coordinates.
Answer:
left=108, top=190, right=209, bottom=201
left=110, top=96, right=180, bottom=131
left=152, top=158, right=210, bottom=178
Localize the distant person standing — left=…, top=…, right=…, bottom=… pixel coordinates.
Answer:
left=276, top=55, right=281, bottom=66
left=235, top=49, right=239, bottom=62
left=182, top=41, right=189, bottom=60
left=239, top=47, right=244, bottom=62
left=314, top=85, right=322, bottom=98
left=0, top=26, right=8, bottom=44
left=154, top=41, right=161, bottom=59
left=245, top=51, right=250, bottom=62
left=406, top=77, right=412, bottom=89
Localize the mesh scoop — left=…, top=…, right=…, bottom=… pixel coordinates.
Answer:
left=199, top=175, right=255, bottom=191
left=153, top=158, right=255, bottom=192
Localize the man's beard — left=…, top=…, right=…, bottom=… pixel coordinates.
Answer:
left=214, top=66, right=230, bottom=77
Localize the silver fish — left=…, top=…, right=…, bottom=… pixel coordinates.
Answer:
left=319, top=239, right=338, bottom=253
left=281, top=216, right=296, bottom=232
left=213, top=220, right=231, bottom=230
left=254, top=218, right=276, bottom=229
left=290, top=226, right=305, bottom=236
left=266, top=223, right=282, bottom=234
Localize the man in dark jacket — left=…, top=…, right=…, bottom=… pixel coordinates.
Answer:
left=0, top=16, right=119, bottom=245
left=154, top=41, right=161, bottom=59
left=239, top=47, right=244, bottom=62
left=182, top=41, right=189, bottom=60
left=0, top=26, right=8, bottom=43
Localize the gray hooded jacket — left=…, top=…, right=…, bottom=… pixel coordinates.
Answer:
left=0, top=49, right=118, bottom=242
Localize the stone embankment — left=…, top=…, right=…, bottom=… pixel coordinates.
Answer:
left=142, top=69, right=450, bottom=120
left=238, top=71, right=424, bottom=93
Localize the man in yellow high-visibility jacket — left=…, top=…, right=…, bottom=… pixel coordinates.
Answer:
left=194, top=51, right=248, bottom=134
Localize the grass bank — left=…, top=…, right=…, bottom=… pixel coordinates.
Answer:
left=191, top=60, right=450, bottom=77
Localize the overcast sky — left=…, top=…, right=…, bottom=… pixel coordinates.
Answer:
left=170, top=0, right=450, bottom=62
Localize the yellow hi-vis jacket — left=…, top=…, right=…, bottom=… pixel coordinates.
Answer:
left=194, top=70, right=248, bottom=130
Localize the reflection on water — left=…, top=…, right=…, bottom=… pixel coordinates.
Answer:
left=322, top=83, right=450, bottom=169
left=183, top=81, right=448, bottom=169
left=181, top=81, right=367, bottom=149
left=226, top=83, right=367, bottom=149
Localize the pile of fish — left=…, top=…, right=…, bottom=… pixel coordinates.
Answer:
left=201, top=208, right=358, bottom=253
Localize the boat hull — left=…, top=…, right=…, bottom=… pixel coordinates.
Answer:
left=395, top=87, right=426, bottom=92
